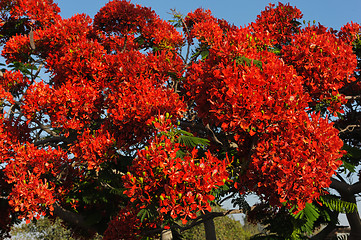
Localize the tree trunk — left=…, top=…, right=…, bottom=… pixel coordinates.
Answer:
left=310, top=222, right=337, bottom=240
left=330, top=178, right=361, bottom=240
left=203, top=211, right=217, bottom=240
left=341, top=194, right=361, bottom=240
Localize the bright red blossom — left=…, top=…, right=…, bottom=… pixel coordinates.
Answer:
left=5, top=0, right=60, bottom=25
left=238, top=114, right=344, bottom=211
left=251, top=2, right=303, bottom=46
left=3, top=144, right=69, bottom=220
left=0, top=0, right=358, bottom=237
left=123, top=122, right=230, bottom=224
left=183, top=5, right=350, bottom=212
left=282, top=24, right=357, bottom=111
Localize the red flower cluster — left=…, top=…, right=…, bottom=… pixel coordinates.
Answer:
left=123, top=118, right=230, bottom=225
left=93, top=0, right=183, bottom=50
left=3, top=144, right=69, bottom=221
left=238, top=114, right=344, bottom=211
left=9, top=0, right=61, bottom=25
left=103, top=204, right=162, bottom=240
left=0, top=70, right=28, bottom=95
left=338, top=21, right=361, bottom=45
left=0, top=0, right=60, bottom=41
left=70, top=128, right=115, bottom=171
left=0, top=0, right=358, bottom=235
left=183, top=4, right=350, bottom=211
left=0, top=0, right=185, bottom=227
left=282, top=24, right=357, bottom=111
left=251, top=2, right=303, bottom=46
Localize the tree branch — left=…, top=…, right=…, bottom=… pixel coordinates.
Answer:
left=33, top=119, right=60, bottom=137
left=345, top=95, right=361, bottom=100
left=178, top=209, right=244, bottom=232
left=330, top=178, right=361, bottom=195
left=205, top=123, right=224, bottom=146
left=329, top=178, right=361, bottom=239
left=338, top=125, right=361, bottom=133
left=144, top=209, right=244, bottom=236
left=34, top=136, right=67, bottom=147
left=310, top=221, right=337, bottom=240
left=31, top=63, right=43, bottom=83
left=52, top=203, right=89, bottom=230
left=336, top=173, right=347, bottom=183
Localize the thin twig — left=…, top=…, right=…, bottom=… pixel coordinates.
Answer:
left=339, top=125, right=361, bottom=133
left=34, top=136, right=66, bottom=147
left=205, top=123, right=223, bottom=146
left=345, top=95, right=361, bottom=100
left=33, top=119, right=60, bottom=137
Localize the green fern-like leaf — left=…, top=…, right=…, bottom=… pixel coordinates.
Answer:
left=234, top=56, right=263, bottom=70
left=320, top=195, right=356, bottom=213
left=109, top=187, right=125, bottom=196
left=293, top=203, right=320, bottom=234
left=178, top=135, right=209, bottom=148
left=176, top=130, right=209, bottom=148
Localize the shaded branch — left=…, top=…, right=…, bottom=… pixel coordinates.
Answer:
left=218, top=191, right=236, bottom=205
left=53, top=203, right=91, bottom=231
left=177, top=209, right=244, bottom=232
left=205, top=123, right=224, bottom=146
left=31, top=63, right=43, bottom=83
left=34, top=136, right=67, bottom=146
left=336, top=173, right=347, bottom=183
left=33, top=119, right=60, bottom=137
left=310, top=222, right=337, bottom=240
left=330, top=177, right=361, bottom=239
left=145, top=209, right=244, bottom=236
left=330, top=178, right=361, bottom=195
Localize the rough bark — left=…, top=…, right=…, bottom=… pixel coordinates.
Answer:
left=52, top=203, right=90, bottom=231
left=203, top=212, right=217, bottom=240
left=310, top=221, right=337, bottom=239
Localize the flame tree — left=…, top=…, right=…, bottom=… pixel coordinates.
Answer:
left=0, top=0, right=360, bottom=239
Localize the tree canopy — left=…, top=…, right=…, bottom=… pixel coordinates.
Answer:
left=0, top=0, right=360, bottom=239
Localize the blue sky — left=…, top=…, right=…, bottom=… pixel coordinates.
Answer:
left=56, top=0, right=361, bottom=30
left=54, top=0, right=360, bottom=227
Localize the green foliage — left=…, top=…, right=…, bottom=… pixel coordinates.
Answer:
left=8, top=217, right=103, bottom=240
left=293, top=203, right=321, bottom=235
left=137, top=206, right=158, bottom=223
left=176, top=129, right=210, bottom=148
left=9, top=217, right=76, bottom=240
left=268, top=47, right=281, bottom=55
left=61, top=158, right=130, bottom=234
left=200, top=50, right=210, bottom=60
left=250, top=195, right=356, bottom=240
left=250, top=234, right=284, bottom=240
left=234, top=56, right=263, bottom=70
left=319, top=195, right=356, bottom=214
left=231, top=194, right=251, bottom=212
left=7, top=61, right=38, bottom=77
left=189, top=46, right=211, bottom=62
left=169, top=9, right=184, bottom=28
left=246, top=203, right=322, bottom=240
left=340, top=144, right=361, bottom=173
